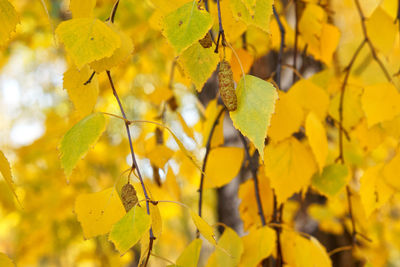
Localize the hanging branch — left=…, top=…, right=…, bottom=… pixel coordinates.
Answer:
left=354, top=0, right=392, bottom=83
left=292, top=0, right=300, bottom=84
left=106, top=71, right=155, bottom=266
left=214, top=0, right=226, bottom=54
left=334, top=39, right=367, bottom=249
left=238, top=134, right=266, bottom=226
left=198, top=108, right=225, bottom=222
left=273, top=5, right=285, bottom=89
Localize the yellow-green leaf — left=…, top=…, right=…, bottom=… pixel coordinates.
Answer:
left=239, top=226, right=275, bottom=267
left=366, top=7, right=396, bottom=56
left=179, top=42, right=219, bottom=92
left=74, top=187, right=126, bottom=238
left=361, top=83, right=400, bottom=128
left=230, top=0, right=273, bottom=33
left=60, top=113, right=106, bottom=178
left=264, top=137, right=317, bottom=204
left=206, top=227, right=244, bottom=267
left=163, top=1, right=213, bottom=54
left=204, top=147, right=244, bottom=189
left=311, top=164, right=348, bottom=198
left=190, top=211, right=217, bottom=245
left=89, top=25, right=134, bottom=72
left=63, top=65, right=99, bottom=117
left=176, top=238, right=202, bottom=267
left=0, top=0, right=19, bottom=47
left=305, top=112, right=328, bottom=172
left=109, top=205, right=151, bottom=254
left=0, top=253, right=14, bottom=267
left=70, top=0, right=96, bottom=18
left=230, top=75, right=278, bottom=159
left=0, top=150, right=18, bottom=202
left=56, top=18, right=121, bottom=69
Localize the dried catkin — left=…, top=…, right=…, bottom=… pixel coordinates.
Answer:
left=199, top=32, right=212, bottom=48
left=218, top=60, right=237, bottom=111
left=121, top=183, right=139, bottom=212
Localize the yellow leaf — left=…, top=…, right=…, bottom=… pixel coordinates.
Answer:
left=190, top=211, right=217, bottom=245
left=163, top=167, right=181, bottom=201
left=203, top=100, right=225, bottom=148
left=230, top=48, right=254, bottom=82
left=383, top=151, right=400, bottom=190
left=206, top=227, right=244, bottom=267
left=361, top=83, right=400, bottom=127
left=238, top=167, right=274, bottom=230
left=230, top=0, right=274, bottom=33
left=74, top=187, right=125, bottom=238
left=70, top=0, right=96, bottom=18
left=56, top=18, right=121, bottom=69
left=360, top=164, right=385, bottom=218
left=366, top=7, right=396, bottom=56
left=269, top=91, right=304, bottom=143
left=318, top=23, right=340, bottom=65
left=305, top=112, right=328, bottom=172
left=63, top=65, right=99, bottom=117
left=281, top=230, right=332, bottom=267
left=239, top=226, right=275, bottom=267
left=264, top=137, right=317, bottom=204
left=176, top=238, right=202, bottom=267
left=204, top=147, right=244, bottom=189
left=287, top=79, right=329, bottom=120
left=147, top=145, right=174, bottom=169
left=149, top=202, right=162, bottom=239
left=299, top=4, right=326, bottom=50
left=328, top=84, right=363, bottom=130
left=0, top=253, right=14, bottom=267
left=89, top=25, right=134, bottom=72
left=179, top=42, right=219, bottom=92
left=177, top=112, right=195, bottom=139
left=0, top=150, right=19, bottom=203
left=0, top=0, right=19, bottom=47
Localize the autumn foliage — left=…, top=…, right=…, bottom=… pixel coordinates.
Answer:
left=1, top=0, right=400, bottom=266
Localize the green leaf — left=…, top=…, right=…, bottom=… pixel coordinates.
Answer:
left=0, top=0, right=19, bottom=47
left=60, top=112, right=106, bottom=178
left=230, top=0, right=273, bottom=33
left=230, top=75, right=278, bottom=159
left=109, top=205, right=151, bottom=254
left=163, top=1, right=213, bottom=54
left=312, top=164, right=348, bottom=197
left=176, top=238, right=202, bottom=267
left=179, top=42, right=219, bottom=92
left=56, top=18, right=121, bottom=69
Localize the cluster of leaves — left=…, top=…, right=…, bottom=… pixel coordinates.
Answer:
left=0, top=0, right=400, bottom=266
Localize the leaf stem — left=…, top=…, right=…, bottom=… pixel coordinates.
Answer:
left=214, top=0, right=226, bottom=54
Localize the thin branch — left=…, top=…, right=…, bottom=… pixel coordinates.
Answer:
left=214, top=0, right=226, bottom=54
left=106, top=70, right=155, bottom=247
left=198, top=108, right=225, bottom=220
left=273, top=5, right=285, bottom=89
left=346, top=186, right=357, bottom=246
left=354, top=0, right=392, bottom=82
left=238, top=134, right=266, bottom=226
left=328, top=245, right=353, bottom=256
left=336, top=40, right=366, bottom=164
left=292, top=0, right=300, bottom=84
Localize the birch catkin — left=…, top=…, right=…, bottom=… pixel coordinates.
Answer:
left=218, top=60, right=237, bottom=111
left=121, top=183, right=139, bottom=212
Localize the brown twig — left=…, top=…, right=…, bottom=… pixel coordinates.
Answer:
left=292, top=0, right=300, bottom=84
left=354, top=0, right=392, bottom=83
left=198, top=107, right=225, bottom=221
